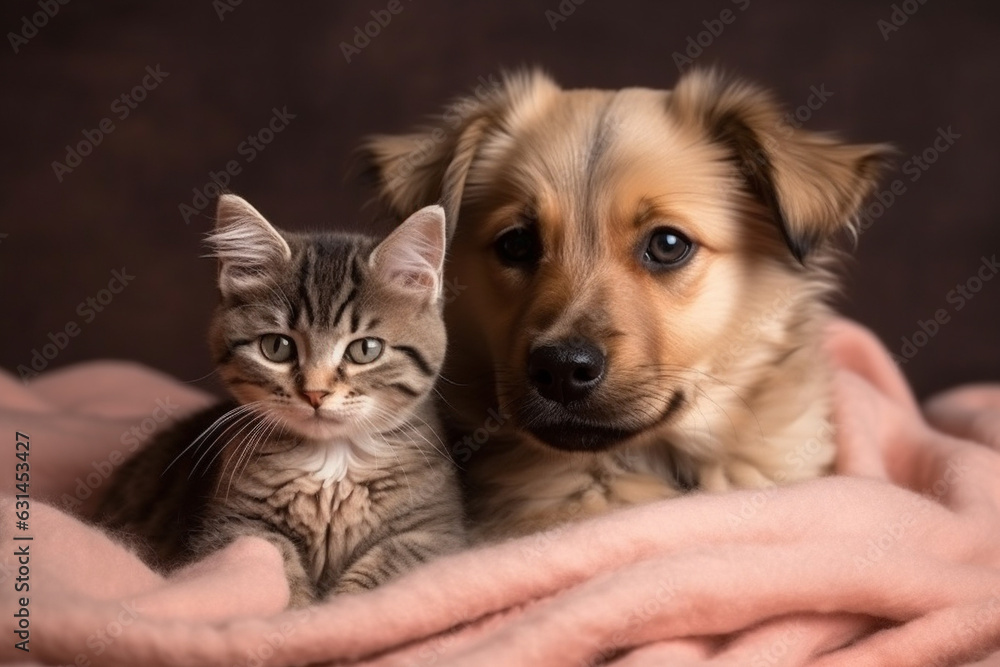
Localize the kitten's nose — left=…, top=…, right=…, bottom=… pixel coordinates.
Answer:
left=300, top=390, right=329, bottom=408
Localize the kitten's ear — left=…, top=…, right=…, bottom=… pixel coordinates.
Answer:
left=207, top=194, right=292, bottom=296
left=370, top=205, right=447, bottom=303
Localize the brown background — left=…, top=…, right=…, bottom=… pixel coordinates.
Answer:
left=0, top=0, right=997, bottom=399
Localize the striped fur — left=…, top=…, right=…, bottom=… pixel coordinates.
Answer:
left=96, top=197, right=463, bottom=605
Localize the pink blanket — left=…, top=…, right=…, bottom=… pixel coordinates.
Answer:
left=2, top=319, right=1000, bottom=666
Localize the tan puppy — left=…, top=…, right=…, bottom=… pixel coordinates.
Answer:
left=363, top=70, right=890, bottom=538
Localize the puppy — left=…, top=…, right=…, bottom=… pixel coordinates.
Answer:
left=363, top=69, right=890, bottom=538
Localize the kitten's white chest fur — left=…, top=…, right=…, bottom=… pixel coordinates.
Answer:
left=280, top=434, right=387, bottom=487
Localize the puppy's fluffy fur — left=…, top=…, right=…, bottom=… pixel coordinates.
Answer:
left=364, top=70, right=890, bottom=538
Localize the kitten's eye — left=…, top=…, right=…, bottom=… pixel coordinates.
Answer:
left=643, top=228, right=694, bottom=267
left=494, top=227, right=540, bottom=266
left=260, top=334, right=296, bottom=363
left=346, top=337, right=384, bottom=364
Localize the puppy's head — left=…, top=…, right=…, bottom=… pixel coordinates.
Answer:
left=363, top=70, right=890, bottom=454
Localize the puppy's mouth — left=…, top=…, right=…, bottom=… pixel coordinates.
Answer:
left=518, top=391, right=686, bottom=452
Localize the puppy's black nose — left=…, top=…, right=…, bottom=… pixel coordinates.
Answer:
left=528, top=340, right=606, bottom=404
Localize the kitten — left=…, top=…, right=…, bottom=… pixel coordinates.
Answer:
left=96, top=194, right=465, bottom=605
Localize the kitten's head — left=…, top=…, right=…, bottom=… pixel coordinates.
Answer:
left=206, top=194, right=447, bottom=441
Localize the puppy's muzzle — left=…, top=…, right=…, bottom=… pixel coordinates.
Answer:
left=527, top=339, right=606, bottom=404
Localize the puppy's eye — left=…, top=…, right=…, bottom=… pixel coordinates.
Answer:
left=346, top=337, right=384, bottom=364
left=644, top=228, right=694, bottom=267
left=260, top=334, right=296, bottom=363
left=494, top=228, right=540, bottom=266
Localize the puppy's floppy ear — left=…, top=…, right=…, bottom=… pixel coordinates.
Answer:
left=669, top=70, right=894, bottom=262
left=360, top=70, right=560, bottom=240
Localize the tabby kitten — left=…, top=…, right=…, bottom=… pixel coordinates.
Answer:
left=96, top=194, right=464, bottom=605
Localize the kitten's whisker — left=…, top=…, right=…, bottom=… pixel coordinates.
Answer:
left=389, top=409, right=449, bottom=461
left=213, top=422, right=254, bottom=493
left=189, top=402, right=262, bottom=461
left=367, top=405, right=445, bottom=469
left=434, top=373, right=483, bottom=387
left=162, top=402, right=260, bottom=477
left=361, top=415, right=417, bottom=506
left=391, top=421, right=436, bottom=473
left=225, top=413, right=277, bottom=500
left=189, top=407, right=259, bottom=479
left=409, top=422, right=451, bottom=467
left=430, top=386, right=461, bottom=415
left=205, top=409, right=267, bottom=482
left=219, top=412, right=268, bottom=492
left=246, top=414, right=283, bottom=477
left=179, top=368, right=220, bottom=385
